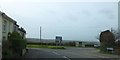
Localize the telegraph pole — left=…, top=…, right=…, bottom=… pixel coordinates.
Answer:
left=40, top=26, right=42, bottom=44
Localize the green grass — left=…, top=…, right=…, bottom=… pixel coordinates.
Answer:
left=27, top=45, right=48, bottom=48
left=27, top=44, right=65, bottom=49
left=48, top=46, right=65, bottom=49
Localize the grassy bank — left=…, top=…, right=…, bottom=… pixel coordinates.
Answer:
left=27, top=45, right=48, bottom=48
left=27, top=44, right=65, bottom=49
left=48, top=46, right=65, bottom=49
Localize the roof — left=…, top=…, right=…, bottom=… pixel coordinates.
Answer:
left=18, top=27, right=26, bottom=33
left=0, top=11, right=3, bottom=16
left=0, top=11, right=16, bottom=23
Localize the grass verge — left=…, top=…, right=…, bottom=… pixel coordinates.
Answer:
left=27, top=45, right=48, bottom=48
left=48, top=46, right=65, bottom=49
left=27, top=45, right=65, bottom=49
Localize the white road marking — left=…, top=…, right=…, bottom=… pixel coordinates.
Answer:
left=63, top=56, right=71, bottom=60
left=85, top=53, right=109, bottom=58
left=52, top=52, right=60, bottom=55
left=90, top=53, right=109, bottom=58
left=97, top=56, right=109, bottom=58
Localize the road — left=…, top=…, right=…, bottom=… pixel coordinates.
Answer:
left=23, top=47, right=120, bottom=60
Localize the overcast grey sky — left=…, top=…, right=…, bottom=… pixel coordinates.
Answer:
left=0, top=0, right=118, bottom=42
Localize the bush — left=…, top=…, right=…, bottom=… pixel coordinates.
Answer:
left=11, top=39, right=26, bottom=53
left=8, top=32, right=27, bottom=57
left=85, top=44, right=94, bottom=47
left=115, top=40, right=120, bottom=55
left=8, top=32, right=26, bottom=56
left=48, top=46, right=65, bottom=49
left=2, top=40, right=13, bottom=58
left=2, top=32, right=27, bottom=58
left=63, top=42, right=76, bottom=46
left=99, top=30, right=115, bottom=52
left=2, top=49, right=13, bottom=58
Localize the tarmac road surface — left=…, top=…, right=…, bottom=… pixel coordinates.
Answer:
left=22, top=47, right=120, bottom=60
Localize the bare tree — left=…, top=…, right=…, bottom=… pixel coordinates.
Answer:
left=95, top=32, right=101, bottom=40
left=95, top=28, right=119, bottom=41
left=111, top=28, right=119, bottom=40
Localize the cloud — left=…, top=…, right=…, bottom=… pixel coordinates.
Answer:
left=65, top=13, right=79, bottom=22
left=99, top=9, right=115, bottom=19
left=81, top=10, right=91, bottom=16
left=1, top=0, right=119, bottom=3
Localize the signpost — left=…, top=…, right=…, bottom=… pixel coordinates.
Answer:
left=107, top=48, right=114, bottom=53
left=55, top=36, right=62, bottom=46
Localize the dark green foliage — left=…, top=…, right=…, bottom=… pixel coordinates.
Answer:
left=115, top=40, right=120, bottom=55
left=85, top=44, right=94, bottom=47
left=2, top=40, right=13, bottom=58
left=8, top=32, right=22, bottom=41
left=10, top=39, right=26, bottom=53
left=3, top=32, right=27, bottom=58
left=99, top=30, right=115, bottom=52
left=9, top=32, right=27, bottom=53
left=63, top=42, right=76, bottom=46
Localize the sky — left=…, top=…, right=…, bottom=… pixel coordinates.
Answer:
left=0, top=0, right=119, bottom=42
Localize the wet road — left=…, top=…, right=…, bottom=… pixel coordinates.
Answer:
left=22, top=47, right=120, bottom=60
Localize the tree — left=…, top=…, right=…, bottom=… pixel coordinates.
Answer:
left=8, top=32, right=27, bottom=56
left=110, top=28, right=119, bottom=40
left=2, top=39, right=13, bottom=58
left=99, top=30, right=115, bottom=52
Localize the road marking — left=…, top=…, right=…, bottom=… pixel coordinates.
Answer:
left=52, top=52, right=60, bottom=55
left=89, top=53, right=109, bottom=58
left=85, top=53, right=109, bottom=58
left=97, top=56, right=109, bottom=58
left=63, top=56, right=71, bottom=60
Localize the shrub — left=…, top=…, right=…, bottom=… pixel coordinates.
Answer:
left=9, top=32, right=26, bottom=52
left=99, top=30, right=115, bottom=52
left=63, top=42, right=76, bottom=46
left=11, top=39, right=26, bottom=53
left=2, top=40, right=13, bottom=58
left=115, top=40, right=120, bottom=55
left=2, top=49, right=13, bottom=58
left=85, top=44, right=94, bottom=47
left=8, top=32, right=27, bottom=56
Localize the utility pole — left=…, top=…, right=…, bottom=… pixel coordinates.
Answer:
left=40, top=26, right=42, bottom=44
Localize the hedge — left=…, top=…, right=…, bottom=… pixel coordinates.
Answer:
left=48, top=46, right=65, bottom=49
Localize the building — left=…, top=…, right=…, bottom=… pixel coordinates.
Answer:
left=18, top=27, right=26, bottom=39
left=0, top=12, right=2, bottom=44
left=0, top=11, right=26, bottom=58
left=0, top=11, right=26, bottom=41
left=1, top=12, right=16, bottom=41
